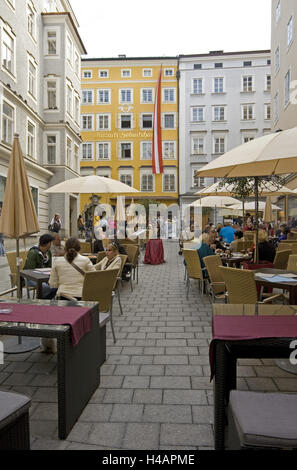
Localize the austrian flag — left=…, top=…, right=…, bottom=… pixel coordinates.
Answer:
left=152, top=67, right=163, bottom=174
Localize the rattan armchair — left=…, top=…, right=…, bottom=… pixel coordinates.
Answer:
left=278, top=241, right=297, bottom=254
left=219, top=266, right=283, bottom=304
left=287, top=254, right=297, bottom=271
left=6, top=251, right=35, bottom=298
left=96, top=251, right=107, bottom=263
left=122, top=244, right=140, bottom=287
left=203, top=255, right=226, bottom=302
left=273, top=249, right=292, bottom=269
left=79, top=241, right=92, bottom=253
left=243, top=231, right=255, bottom=242
left=182, top=249, right=207, bottom=299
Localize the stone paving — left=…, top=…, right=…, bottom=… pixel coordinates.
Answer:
left=1, top=241, right=297, bottom=450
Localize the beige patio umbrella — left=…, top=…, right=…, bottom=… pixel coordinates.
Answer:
left=229, top=201, right=281, bottom=212
left=196, top=126, right=297, bottom=261
left=263, top=196, right=273, bottom=224
left=190, top=196, right=241, bottom=225
left=0, top=134, right=40, bottom=353
left=196, top=180, right=296, bottom=197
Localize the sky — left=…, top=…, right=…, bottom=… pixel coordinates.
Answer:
left=70, top=0, right=272, bottom=59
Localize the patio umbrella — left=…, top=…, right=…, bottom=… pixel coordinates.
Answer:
left=190, top=196, right=241, bottom=225
left=196, top=126, right=297, bottom=261
left=263, top=196, right=273, bottom=224
left=196, top=180, right=296, bottom=197
left=229, top=201, right=281, bottom=212
left=0, top=134, right=40, bottom=352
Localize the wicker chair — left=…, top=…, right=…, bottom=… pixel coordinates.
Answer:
left=278, top=241, right=297, bottom=254
left=273, top=249, right=292, bottom=269
left=182, top=249, right=207, bottom=299
left=79, top=241, right=92, bottom=253
left=60, top=269, right=119, bottom=343
left=243, top=232, right=255, bottom=242
left=287, top=254, right=297, bottom=271
left=96, top=251, right=107, bottom=263
left=122, top=244, right=139, bottom=287
left=114, top=254, right=128, bottom=315
left=203, top=255, right=226, bottom=302
left=6, top=251, right=35, bottom=298
left=219, top=266, right=282, bottom=304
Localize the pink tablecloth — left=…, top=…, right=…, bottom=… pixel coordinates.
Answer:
left=0, top=303, right=92, bottom=346
left=144, top=239, right=165, bottom=265
left=209, top=315, right=297, bottom=380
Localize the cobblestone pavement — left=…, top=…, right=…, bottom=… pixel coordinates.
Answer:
left=1, top=241, right=297, bottom=450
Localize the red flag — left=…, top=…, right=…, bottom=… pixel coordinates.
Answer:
left=152, top=67, right=163, bottom=174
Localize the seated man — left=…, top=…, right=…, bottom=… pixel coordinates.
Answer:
left=24, top=234, right=57, bottom=299
left=50, top=234, right=65, bottom=257
left=229, top=230, right=244, bottom=252
left=219, top=220, right=236, bottom=244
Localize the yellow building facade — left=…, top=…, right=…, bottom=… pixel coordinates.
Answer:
left=80, top=57, right=179, bottom=211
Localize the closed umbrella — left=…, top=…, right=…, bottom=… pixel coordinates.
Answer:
left=263, top=196, right=273, bottom=224
left=0, top=134, right=40, bottom=352
left=196, top=127, right=297, bottom=262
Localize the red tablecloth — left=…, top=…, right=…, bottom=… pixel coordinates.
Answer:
left=144, top=239, right=165, bottom=265
left=209, top=315, right=297, bottom=380
left=0, top=303, right=92, bottom=346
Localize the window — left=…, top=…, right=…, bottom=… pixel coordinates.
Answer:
left=66, top=138, right=72, bottom=166
left=119, top=88, right=133, bottom=103
left=275, top=46, right=280, bottom=74
left=141, top=113, right=153, bottom=129
left=192, top=137, right=205, bottom=155
left=194, top=64, right=202, bottom=70
left=121, top=69, right=131, bottom=77
left=141, top=170, right=154, bottom=191
left=66, top=83, right=72, bottom=116
left=241, top=104, right=254, bottom=120
left=193, top=78, right=203, bottom=94
left=285, top=70, right=291, bottom=106
left=213, top=106, right=226, bottom=121
left=83, top=70, right=92, bottom=78
left=192, top=107, right=204, bottom=122
left=141, top=88, right=153, bottom=103
left=119, top=171, right=133, bottom=187
left=97, top=142, right=110, bottom=160
left=96, top=167, right=111, bottom=178
left=82, top=90, right=93, bottom=104
left=243, top=136, right=255, bottom=144
left=287, top=16, right=293, bottom=47
left=46, top=79, right=57, bottom=109
left=99, top=70, right=108, bottom=78
left=265, top=75, right=271, bottom=91
left=97, top=114, right=110, bottom=130
left=119, top=114, right=132, bottom=129
left=163, top=113, right=175, bottom=129
left=46, top=135, right=57, bottom=164
left=46, top=30, right=57, bottom=55
left=74, top=144, right=79, bottom=172
left=5, top=0, right=15, bottom=9
left=2, top=101, right=14, bottom=145
left=143, top=68, right=152, bottom=77
left=27, top=1, right=36, bottom=39
left=193, top=172, right=205, bottom=188
left=242, top=76, right=254, bottom=92
left=163, top=172, right=176, bottom=192
left=214, top=63, right=223, bottom=68
left=98, top=89, right=110, bottom=104
left=164, top=68, right=174, bottom=77
left=119, top=142, right=132, bottom=160
left=74, top=51, right=79, bottom=76
left=243, top=61, right=252, bottom=67
left=276, top=0, right=281, bottom=23
left=274, top=93, right=279, bottom=123
left=81, top=142, right=93, bottom=160
left=141, top=142, right=152, bottom=160
left=214, top=137, right=225, bottom=154
left=2, top=27, right=15, bottom=75
left=28, top=58, right=37, bottom=98
left=81, top=114, right=93, bottom=130
left=213, top=77, right=224, bottom=93
left=74, top=94, right=80, bottom=123
left=163, top=88, right=175, bottom=103
left=27, top=120, right=35, bottom=158
left=66, top=36, right=73, bottom=65
left=264, top=104, right=271, bottom=120
left=163, top=141, right=176, bottom=160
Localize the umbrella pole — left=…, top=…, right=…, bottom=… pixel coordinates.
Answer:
left=254, top=177, right=259, bottom=264
left=16, top=238, right=21, bottom=300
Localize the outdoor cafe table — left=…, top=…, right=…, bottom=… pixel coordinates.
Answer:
left=0, top=299, right=102, bottom=439
left=210, top=304, right=297, bottom=450
left=20, top=269, right=51, bottom=299
left=254, top=268, right=297, bottom=304
left=220, top=252, right=252, bottom=267
left=144, top=238, right=165, bottom=265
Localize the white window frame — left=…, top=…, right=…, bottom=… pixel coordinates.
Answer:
left=66, top=34, right=73, bottom=67
left=140, top=113, right=153, bottom=129
left=192, top=171, right=205, bottom=189
left=45, top=132, right=59, bottom=164
left=162, top=141, right=176, bottom=160
left=99, top=69, right=109, bottom=78
left=97, top=142, right=111, bottom=161
left=213, top=136, right=226, bottom=154
left=143, top=68, right=152, bottom=77
left=192, top=78, right=203, bottom=94
left=164, top=68, right=174, bottom=77
left=212, top=106, right=226, bottom=122
left=241, top=134, right=256, bottom=144
left=163, top=88, right=176, bottom=103
left=284, top=69, right=291, bottom=107
left=28, top=55, right=37, bottom=100
left=274, top=92, right=279, bottom=124
left=44, top=27, right=59, bottom=57
left=163, top=168, right=176, bottom=192
left=192, top=107, right=205, bottom=122
left=140, top=141, right=152, bottom=160
left=81, top=114, right=94, bottom=130
left=275, top=46, right=280, bottom=74
left=97, top=89, right=111, bottom=104
left=241, top=104, right=255, bottom=120
left=141, top=88, right=154, bottom=104
left=264, top=103, right=271, bottom=120
left=82, top=70, right=92, bottom=79
left=27, top=118, right=36, bottom=159
left=2, top=98, right=15, bottom=145
left=66, top=136, right=72, bottom=167
left=96, top=167, right=111, bottom=178
left=287, top=16, right=293, bottom=48
left=192, top=136, right=205, bottom=155
left=242, top=75, right=254, bottom=92
left=118, top=142, right=133, bottom=160
left=213, top=77, right=225, bottom=93
left=118, top=113, right=133, bottom=130
left=140, top=168, right=154, bottom=192
left=81, top=142, right=94, bottom=161
left=27, top=0, right=36, bottom=41
left=276, top=0, right=281, bottom=23
left=44, top=76, right=59, bottom=111
left=74, top=92, right=80, bottom=124
left=121, top=69, right=131, bottom=78
left=97, top=113, right=111, bottom=131
left=265, top=74, right=271, bottom=92
left=66, top=81, right=73, bottom=117
left=119, top=88, right=133, bottom=104
left=1, top=23, right=16, bottom=77
left=119, top=168, right=133, bottom=187
left=162, top=113, right=176, bottom=129
left=82, top=89, right=94, bottom=105
left=74, top=50, right=80, bottom=77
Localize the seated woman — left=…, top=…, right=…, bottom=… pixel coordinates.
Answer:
left=229, top=230, right=244, bottom=252
left=250, top=229, right=276, bottom=263
left=193, top=233, right=215, bottom=277
left=49, top=237, right=95, bottom=301
left=278, top=225, right=290, bottom=243
left=95, top=242, right=122, bottom=274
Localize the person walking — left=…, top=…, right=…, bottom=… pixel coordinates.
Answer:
left=49, top=213, right=62, bottom=233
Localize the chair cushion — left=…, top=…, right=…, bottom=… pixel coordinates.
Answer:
left=229, top=390, right=297, bottom=448
left=0, top=390, right=31, bottom=431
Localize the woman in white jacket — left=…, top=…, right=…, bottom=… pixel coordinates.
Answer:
left=94, top=242, right=122, bottom=274
left=49, top=237, right=95, bottom=300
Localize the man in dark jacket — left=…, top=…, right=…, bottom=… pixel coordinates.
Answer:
left=24, top=234, right=57, bottom=299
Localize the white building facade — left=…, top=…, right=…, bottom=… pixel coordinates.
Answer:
left=0, top=0, right=86, bottom=238
left=178, top=50, right=272, bottom=205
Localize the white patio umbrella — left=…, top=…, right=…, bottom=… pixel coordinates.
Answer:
left=228, top=201, right=281, bottom=212
left=190, top=196, right=241, bottom=225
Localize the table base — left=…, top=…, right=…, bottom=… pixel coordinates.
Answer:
left=3, top=336, right=41, bottom=354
